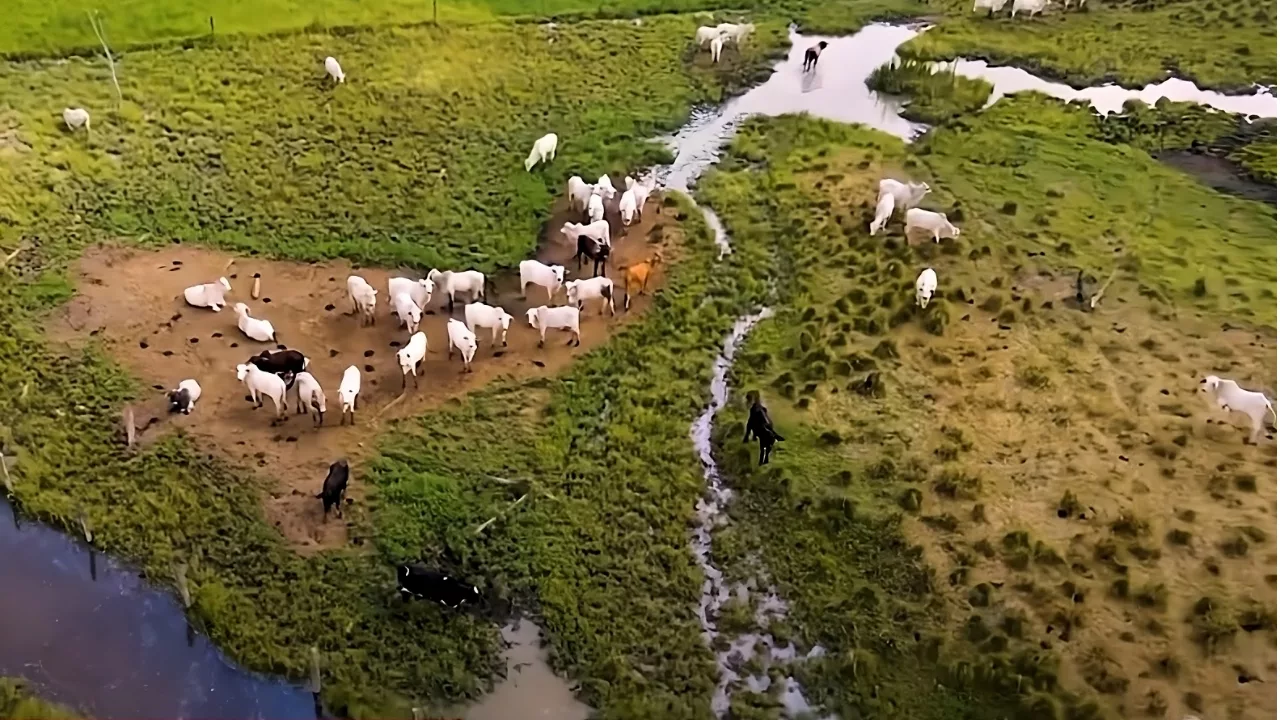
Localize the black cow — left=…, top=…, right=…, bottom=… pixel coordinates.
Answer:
left=249, top=349, right=308, bottom=387
left=316, top=459, right=349, bottom=520
left=743, top=394, right=784, bottom=466
left=396, top=564, right=482, bottom=609
left=575, top=235, right=611, bottom=278
left=167, top=387, right=195, bottom=414
left=802, top=41, right=829, bottom=72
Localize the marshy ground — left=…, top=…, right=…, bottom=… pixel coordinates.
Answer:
left=1, top=0, right=1276, bottom=718
left=704, top=97, right=1276, bottom=718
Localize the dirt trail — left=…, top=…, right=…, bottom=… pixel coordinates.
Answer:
left=51, top=195, right=672, bottom=552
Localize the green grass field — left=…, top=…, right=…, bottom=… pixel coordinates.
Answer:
left=692, top=89, right=1275, bottom=717
left=906, top=0, right=1278, bottom=92
left=1, top=0, right=1275, bottom=715
left=0, top=14, right=788, bottom=717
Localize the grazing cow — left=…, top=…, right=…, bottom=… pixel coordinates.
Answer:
left=249, top=349, right=308, bottom=380
left=742, top=393, right=784, bottom=466
left=316, top=459, right=350, bottom=520
left=904, top=208, right=960, bottom=243
left=396, top=564, right=482, bottom=609
left=575, top=236, right=611, bottom=277
left=973, top=0, right=1010, bottom=14
left=1010, top=0, right=1050, bottom=17
left=802, top=41, right=829, bottom=72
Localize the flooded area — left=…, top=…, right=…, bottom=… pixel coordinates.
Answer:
left=0, top=497, right=316, bottom=720
left=938, top=58, right=1279, bottom=117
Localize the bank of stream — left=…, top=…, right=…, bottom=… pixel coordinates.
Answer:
left=3, top=18, right=1274, bottom=720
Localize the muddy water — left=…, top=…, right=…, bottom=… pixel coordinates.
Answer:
left=0, top=497, right=316, bottom=720
left=451, top=620, right=590, bottom=720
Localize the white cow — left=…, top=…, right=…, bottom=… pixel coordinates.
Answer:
left=587, top=192, right=605, bottom=224
left=324, top=56, right=345, bottom=83
left=464, top=302, right=515, bottom=348
left=525, top=133, right=558, bottom=171
left=619, top=188, right=639, bottom=225
left=566, top=176, right=594, bottom=213
left=904, top=208, right=960, bottom=243
left=710, top=35, right=725, bottom=63
left=869, top=193, right=895, bottom=235
left=1200, top=375, right=1277, bottom=444
left=566, top=277, right=615, bottom=316
left=292, top=371, right=327, bottom=426
left=916, top=268, right=938, bottom=308
left=694, top=26, right=726, bottom=47
left=973, top=0, right=1010, bottom=13
left=562, top=220, right=611, bottom=248
left=183, top=277, right=232, bottom=311
left=878, top=179, right=931, bottom=216
left=338, top=365, right=361, bottom=425
left=519, top=259, right=565, bottom=303
left=427, top=269, right=486, bottom=309
left=392, top=291, right=423, bottom=334
left=396, top=332, right=428, bottom=390
left=1010, top=0, right=1050, bottom=17
left=715, top=22, right=755, bottom=45
left=595, top=175, right=617, bottom=200
left=446, top=318, right=478, bottom=372
left=347, top=275, right=378, bottom=326
left=62, top=108, right=90, bottom=132
left=236, top=363, right=287, bottom=420
left=387, top=277, right=433, bottom=314
left=526, top=305, right=581, bottom=347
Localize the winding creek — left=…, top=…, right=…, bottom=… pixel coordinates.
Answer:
left=3, top=19, right=1275, bottom=720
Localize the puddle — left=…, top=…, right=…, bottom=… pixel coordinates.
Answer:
left=451, top=620, right=590, bottom=720
left=0, top=496, right=316, bottom=720
left=936, top=58, right=1278, bottom=118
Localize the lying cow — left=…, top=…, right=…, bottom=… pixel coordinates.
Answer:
left=316, top=459, right=349, bottom=520
left=396, top=564, right=482, bottom=609
left=743, top=393, right=784, bottom=466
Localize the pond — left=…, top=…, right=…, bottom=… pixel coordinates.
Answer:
left=0, top=496, right=317, bottom=720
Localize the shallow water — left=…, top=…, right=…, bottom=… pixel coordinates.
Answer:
left=937, top=58, right=1279, bottom=118
left=0, top=497, right=316, bottom=720
left=454, top=620, right=591, bottom=720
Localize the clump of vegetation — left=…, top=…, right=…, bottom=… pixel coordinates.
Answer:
left=1189, top=596, right=1238, bottom=653
left=0, top=679, right=77, bottom=719
left=932, top=469, right=982, bottom=500
left=866, top=59, right=993, bottom=124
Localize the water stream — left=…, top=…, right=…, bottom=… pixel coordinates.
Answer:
left=3, top=18, right=1274, bottom=720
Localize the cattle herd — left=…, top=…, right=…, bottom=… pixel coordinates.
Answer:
left=148, top=44, right=1272, bottom=611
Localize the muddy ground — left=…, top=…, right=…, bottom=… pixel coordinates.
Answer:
left=51, top=190, right=672, bottom=552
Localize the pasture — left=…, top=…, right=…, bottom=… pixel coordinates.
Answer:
left=0, top=0, right=1275, bottom=717
left=703, top=97, right=1275, bottom=717
left=905, top=0, right=1278, bottom=92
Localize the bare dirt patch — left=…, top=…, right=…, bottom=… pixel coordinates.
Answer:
left=50, top=197, right=674, bottom=553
